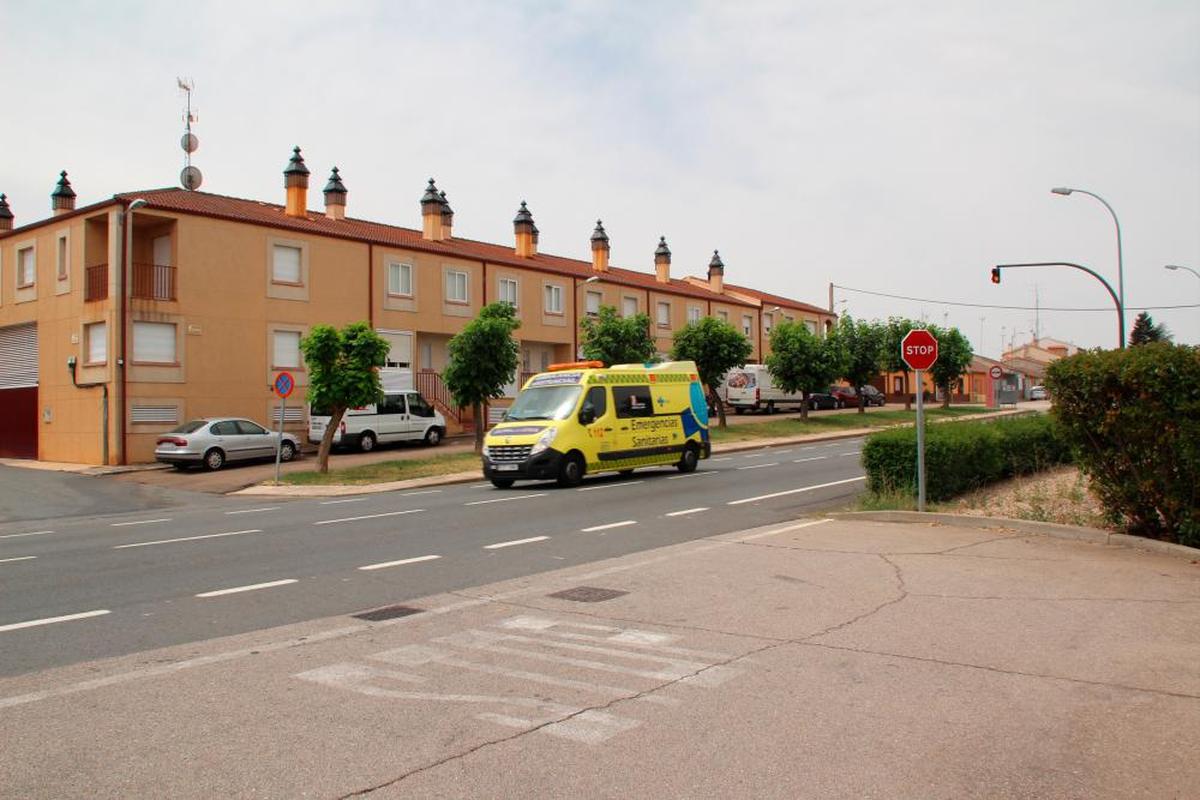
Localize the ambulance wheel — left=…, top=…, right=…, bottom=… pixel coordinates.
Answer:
left=557, top=453, right=585, bottom=488
left=677, top=445, right=699, bottom=473
left=490, top=477, right=515, bottom=489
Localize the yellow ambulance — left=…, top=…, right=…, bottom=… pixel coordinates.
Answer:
left=482, top=360, right=712, bottom=488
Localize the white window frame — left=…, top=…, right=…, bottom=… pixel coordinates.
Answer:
left=387, top=262, right=412, bottom=297
left=586, top=290, right=602, bottom=316
left=687, top=306, right=701, bottom=324
left=622, top=296, right=638, bottom=318
left=544, top=284, right=564, bottom=314
left=717, top=310, right=729, bottom=322
left=17, top=247, right=35, bottom=287
left=272, top=330, right=302, bottom=369
left=763, top=313, right=773, bottom=334
left=85, top=321, right=107, bottom=365
left=445, top=269, right=469, bottom=303
left=805, top=319, right=819, bottom=335
left=271, top=244, right=303, bottom=285
left=498, top=277, right=519, bottom=307
left=656, top=301, right=671, bottom=328
left=743, top=315, right=753, bottom=337
left=132, top=321, right=177, bottom=364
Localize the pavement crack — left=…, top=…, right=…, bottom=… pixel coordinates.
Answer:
left=908, top=592, right=1200, bottom=604
left=802, top=554, right=908, bottom=641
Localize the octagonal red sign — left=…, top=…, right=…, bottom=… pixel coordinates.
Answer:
left=901, top=329, right=939, bottom=371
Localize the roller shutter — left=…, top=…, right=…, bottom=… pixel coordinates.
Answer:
left=0, top=323, right=38, bottom=389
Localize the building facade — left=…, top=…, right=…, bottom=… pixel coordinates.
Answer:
left=0, top=151, right=834, bottom=464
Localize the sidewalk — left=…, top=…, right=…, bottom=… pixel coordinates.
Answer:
left=1, top=514, right=1195, bottom=798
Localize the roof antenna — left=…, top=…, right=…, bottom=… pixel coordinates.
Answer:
left=177, top=78, right=203, bottom=191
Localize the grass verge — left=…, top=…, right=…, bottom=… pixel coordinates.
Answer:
left=280, top=452, right=481, bottom=486
left=708, top=405, right=994, bottom=444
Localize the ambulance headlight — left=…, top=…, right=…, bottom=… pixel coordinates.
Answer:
left=481, top=443, right=491, bottom=458
left=530, top=427, right=557, bottom=456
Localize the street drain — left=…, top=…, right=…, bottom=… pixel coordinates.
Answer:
left=352, top=604, right=424, bottom=622
left=547, top=586, right=629, bottom=603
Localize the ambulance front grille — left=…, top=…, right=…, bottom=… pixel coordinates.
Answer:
left=489, top=445, right=533, bottom=463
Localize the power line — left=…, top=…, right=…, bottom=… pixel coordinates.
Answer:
left=831, top=284, right=1199, bottom=312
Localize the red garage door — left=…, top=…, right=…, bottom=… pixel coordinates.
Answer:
left=0, top=323, right=38, bottom=459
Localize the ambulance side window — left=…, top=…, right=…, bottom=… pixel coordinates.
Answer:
left=613, top=386, right=652, bottom=418
left=580, top=386, right=607, bottom=422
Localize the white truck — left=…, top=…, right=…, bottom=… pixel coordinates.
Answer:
left=724, top=364, right=808, bottom=414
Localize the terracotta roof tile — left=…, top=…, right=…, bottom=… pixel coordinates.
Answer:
left=718, top=280, right=833, bottom=317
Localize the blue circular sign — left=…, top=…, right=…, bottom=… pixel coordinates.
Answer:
left=274, top=371, right=295, bottom=399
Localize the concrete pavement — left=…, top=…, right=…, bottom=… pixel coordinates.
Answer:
left=1, top=514, right=1196, bottom=799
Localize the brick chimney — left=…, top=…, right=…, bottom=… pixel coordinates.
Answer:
left=420, top=178, right=447, bottom=241
left=439, top=191, right=454, bottom=239
left=322, top=166, right=347, bottom=221
left=708, top=249, right=725, bottom=294
left=283, top=147, right=310, bottom=218
left=51, top=171, right=76, bottom=216
left=654, top=236, right=671, bottom=284
left=590, top=220, right=609, bottom=273
left=0, top=194, right=12, bottom=233
left=514, top=201, right=536, bottom=257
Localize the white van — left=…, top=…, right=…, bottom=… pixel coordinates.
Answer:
left=309, top=390, right=446, bottom=451
left=725, top=364, right=806, bottom=414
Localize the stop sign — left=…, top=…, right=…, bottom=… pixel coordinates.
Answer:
left=901, top=329, right=939, bottom=371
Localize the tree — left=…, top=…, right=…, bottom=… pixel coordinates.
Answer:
left=883, top=317, right=919, bottom=410
left=443, top=302, right=521, bottom=453
left=1129, top=311, right=1171, bottom=346
left=299, top=322, right=391, bottom=474
left=579, top=305, right=655, bottom=366
left=765, top=321, right=844, bottom=421
left=670, top=316, right=753, bottom=429
left=836, top=315, right=887, bottom=414
left=927, top=325, right=975, bottom=408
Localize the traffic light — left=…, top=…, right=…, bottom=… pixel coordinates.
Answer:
left=990, top=267, right=1001, bottom=284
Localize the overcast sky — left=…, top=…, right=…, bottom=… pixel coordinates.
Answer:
left=3, top=1, right=1197, bottom=355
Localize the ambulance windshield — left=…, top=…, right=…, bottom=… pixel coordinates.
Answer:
left=505, top=386, right=582, bottom=421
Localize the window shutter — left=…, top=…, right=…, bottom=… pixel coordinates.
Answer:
left=0, top=323, right=38, bottom=388
left=131, top=404, right=179, bottom=424
left=272, top=245, right=302, bottom=283
left=622, top=297, right=637, bottom=317
left=273, top=331, right=301, bottom=368
left=133, top=322, right=176, bottom=363
left=86, top=322, right=107, bottom=363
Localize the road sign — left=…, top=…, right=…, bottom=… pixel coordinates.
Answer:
left=901, top=329, right=939, bottom=371
left=989, top=365, right=1003, bottom=380
left=274, top=371, right=295, bottom=399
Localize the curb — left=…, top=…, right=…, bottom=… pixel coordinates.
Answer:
left=830, top=511, right=1199, bottom=562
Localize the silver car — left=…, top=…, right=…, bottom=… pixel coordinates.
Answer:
left=155, top=418, right=301, bottom=471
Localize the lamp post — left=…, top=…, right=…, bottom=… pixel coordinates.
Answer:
left=1051, top=186, right=1124, bottom=343
left=993, top=262, right=1123, bottom=349
left=117, top=198, right=147, bottom=465
left=1164, top=263, right=1200, bottom=282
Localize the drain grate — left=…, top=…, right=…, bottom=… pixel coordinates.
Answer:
left=547, top=586, right=629, bottom=603
left=352, top=604, right=424, bottom=622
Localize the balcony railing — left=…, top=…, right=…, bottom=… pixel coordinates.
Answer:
left=85, top=264, right=108, bottom=301
left=131, top=262, right=176, bottom=301
left=415, top=369, right=464, bottom=423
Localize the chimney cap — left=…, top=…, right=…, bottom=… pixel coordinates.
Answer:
left=513, top=200, right=534, bottom=225
left=51, top=171, right=76, bottom=199
left=322, top=166, right=347, bottom=196
left=439, top=190, right=452, bottom=214
left=590, top=219, right=609, bottom=244
left=421, top=178, right=443, bottom=207
left=0, top=193, right=12, bottom=221
left=708, top=249, right=725, bottom=271
left=655, top=235, right=671, bottom=258
left=284, top=146, right=310, bottom=177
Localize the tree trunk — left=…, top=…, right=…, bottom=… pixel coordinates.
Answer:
left=317, top=406, right=347, bottom=474
left=473, top=401, right=485, bottom=454
left=711, top=388, right=728, bottom=430
left=857, top=385, right=865, bottom=414
left=903, top=372, right=912, bottom=412
left=942, top=381, right=952, bottom=409
left=800, top=390, right=810, bottom=421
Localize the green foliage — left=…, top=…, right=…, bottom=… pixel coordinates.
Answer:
left=444, top=303, right=521, bottom=450
left=765, top=321, right=844, bottom=418
left=299, top=322, right=391, bottom=472
left=1128, top=311, right=1171, bottom=346
left=882, top=317, right=918, bottom=409
left=670, top=316, right=753, bottom=427
left=579, top=305, right=655, bottom=366
left=1046, top=343, right=1199, bottom=545
left=862, top=415, right=1070, bottom=502
left=836, top=315, right=886, bottom=411
left=927, top=325, right=975, bottom=407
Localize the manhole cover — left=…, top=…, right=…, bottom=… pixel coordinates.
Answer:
left=352, top=604, right=424, bottom=622
left=547, top=586, right=629, bottom=603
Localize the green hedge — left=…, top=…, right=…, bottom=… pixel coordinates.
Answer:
left=862, top=414, right=1070, bottom=502
left=1046, top=343, right=1199, bottom=546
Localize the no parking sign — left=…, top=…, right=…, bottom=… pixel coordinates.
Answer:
left=274, top=371, right=295, bottom=399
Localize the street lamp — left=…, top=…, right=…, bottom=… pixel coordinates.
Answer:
left=1051, top=186, right=1124, bottom=342
left=1165, top=264, right=1200, bottom=281
left=993, top=262, right=1123, bottom=349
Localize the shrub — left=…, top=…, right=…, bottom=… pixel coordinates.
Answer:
left=862, top=415, right=1069, bottom=502
left=1046, top=343, right=1200, bottom=545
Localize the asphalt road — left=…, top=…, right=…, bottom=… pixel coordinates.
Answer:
left=0, top=438, right=867, bottom=677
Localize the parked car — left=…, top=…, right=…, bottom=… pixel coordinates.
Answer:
left=1029, top=385, right=1048, bottom=400
left=155, top=418, right=300, bottom=471
left=830, top=385, right=886, bottom=408
left=726, top=364, right=808, bottom=414
left=309, top=390, right=446, bottom=452
left=807, top=391, right=839, bottom=410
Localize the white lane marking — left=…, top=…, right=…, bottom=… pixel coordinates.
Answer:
left=666, top=471, right=717, bottom=480
left=712, top=457, right=732, bottom=462
left=581, top=520, right=637, bottom=532
left=0, top=530, right=53, bottom=540
left=736, top=518, right=835, bottom=541
left=484, top=536, right=549, bottom=550
left=465, top=493, right=547, bottom=507
left=110, top=518, right=171, bottom=527
left=793, top=456, right=827, bottom=463
left=196, top=579, right=298, bottom=598
left=359, top=554, right=441, bottom=571
left=0, top=609, right=110, bottom=634
left=840, top=451, right=861, bottom=457
left=773, top=449, right=793, bottom=455
left=113, top=529, right=263, bottom=549
left=401, top=490, right=442, bottom=497
left=578, top=481, right=644, bottom=492
left=224, top=506, right=280, bottom=515
left=741, top=452, right=767, bottom=459
left=727, top=476, right=867, bottom=505
left=737, top=462, right=778, bottom=470
left=0, top=555, right=37, bottom=564
left=319, top=498, right=366, bottom=505
left=469, top=483, right=493, bottom=489
left=665, top=507, right=708, bottom=517
left=313, top=509, right=424, bottom=526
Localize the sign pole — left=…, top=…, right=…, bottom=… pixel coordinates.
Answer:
left=271, top=370, right=295, bottom=485
left=274, top=394, right=286, bottom=484
left=916, top=368, right=926, bottom=512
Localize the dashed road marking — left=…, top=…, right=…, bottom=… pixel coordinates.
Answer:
left=313, top=509, right=424, bottom=526
left=727, top=476, right=866, bottom=505
left=484, top=536, right=549, bottom=550
left=581, top=520, right=637, bottom=532
left=359, top=554, right=441, bottom=571
left=113, top=529, right=263, bottom=549
left=319, top=498, right=367, bottom=505
left=196, top=579, right=298, bottom=598
left=793, top=456, right=826, bottom=463
left=840, top=451, right=861, bottom=457
left=665, top=508, right=708, bottom=517
left=0, top=530, right=53, bottom=540
left=0, top=555, right=37, bottom=565
left=737, top=462, right=778, bottom=470
left=401, top=490, right=442, bottom=497
left=110, top=518, right=171, bottom=527
left=224, top=506, right=280, bottom=515
left=466, top=493, right=547, bottom=507
left=712, top=457, right=732, bottom=462
left=666, top=471, right=717, bottom=480
left=578, top=481, right=644, bottom=492
left=0, top=609, right=110, bottom=634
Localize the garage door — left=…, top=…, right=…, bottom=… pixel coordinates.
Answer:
left=0, top=323, right=38, bottom=459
